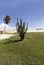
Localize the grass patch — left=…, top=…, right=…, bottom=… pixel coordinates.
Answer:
left=0, top=33, right=44, bottom=65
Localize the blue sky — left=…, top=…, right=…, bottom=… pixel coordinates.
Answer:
left=0, top=0, right=44, bottom=29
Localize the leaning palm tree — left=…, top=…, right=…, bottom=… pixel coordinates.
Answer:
left=16, top=18, right=28, bottom=41
left=3, top=15, right=11, bottom=33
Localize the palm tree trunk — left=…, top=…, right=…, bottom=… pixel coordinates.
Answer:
left=4, top=23, right=6, bottom=33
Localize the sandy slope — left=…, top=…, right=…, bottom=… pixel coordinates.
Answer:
left=27, top=30, right=44, bottom=32
left=0, top=29, right=44, bottom=40
left=0, top=34, right=17, bottom=40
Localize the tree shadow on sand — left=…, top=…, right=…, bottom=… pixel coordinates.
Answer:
left=3, top=39, right=21, bottom=44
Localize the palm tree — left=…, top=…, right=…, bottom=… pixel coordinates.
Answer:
left=16, top=18, right=28, bottom=41
left=3, top=15, right=11, bottom=33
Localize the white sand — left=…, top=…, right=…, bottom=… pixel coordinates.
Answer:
left=0, top=34, right=17, bottom=40
left=0, top=30, right=44, bottom=40
left=27, top=30, right=44, bottom=32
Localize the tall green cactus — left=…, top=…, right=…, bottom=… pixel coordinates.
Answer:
left=16, top=18, right=28, bottom=41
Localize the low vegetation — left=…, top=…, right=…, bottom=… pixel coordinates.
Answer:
left=0, top=33, right=44, bottom=65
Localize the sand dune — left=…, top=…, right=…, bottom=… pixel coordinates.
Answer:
left=0, top=29, right=44, bottom=40
left=0, top=34, right=17, bottom=40
left=27, top=29, right=44, bottom=32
